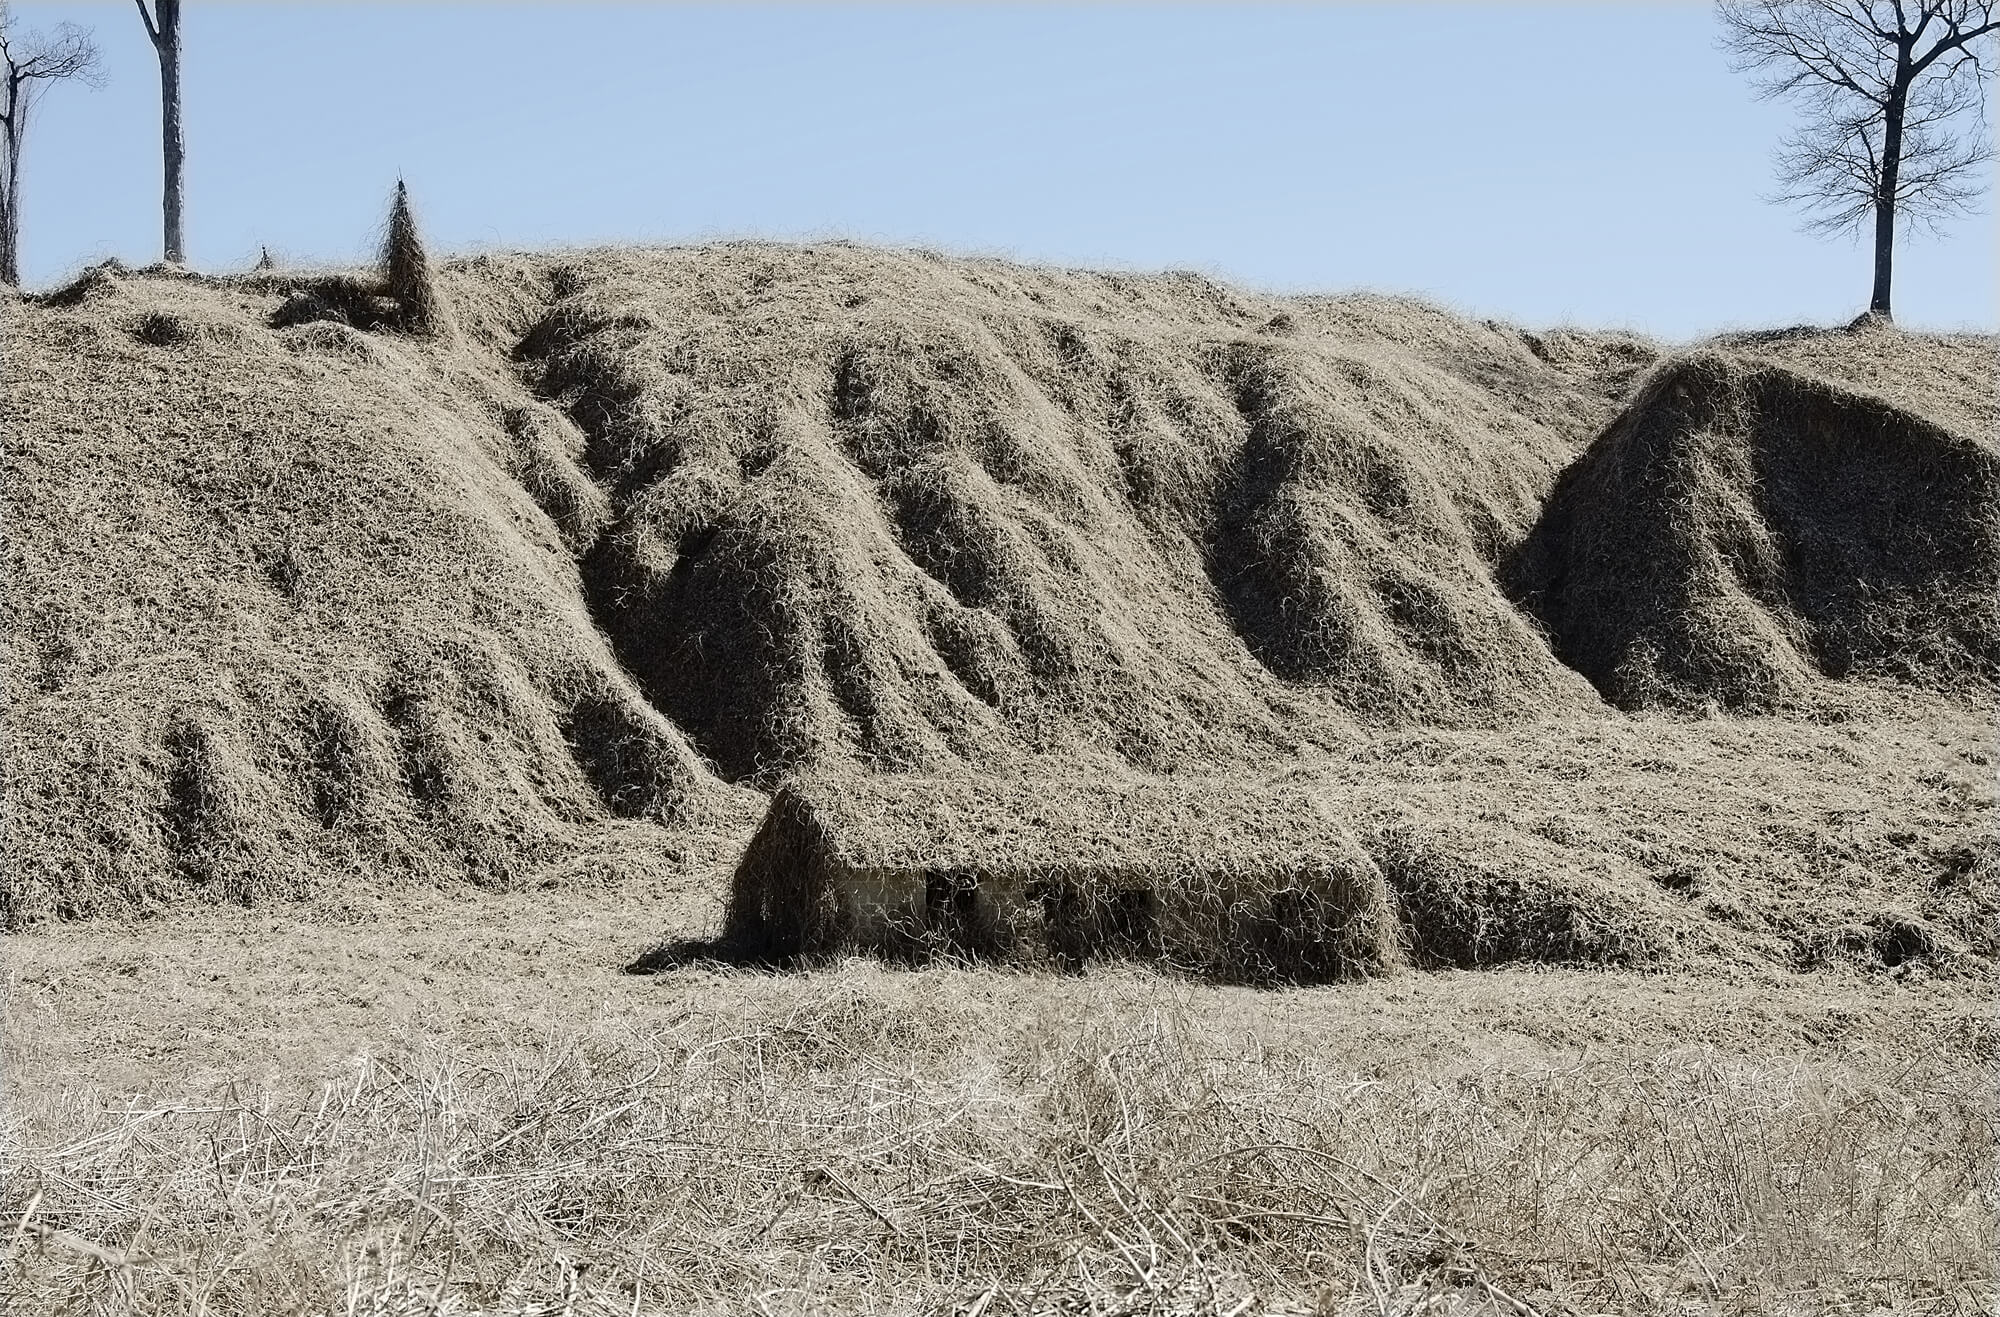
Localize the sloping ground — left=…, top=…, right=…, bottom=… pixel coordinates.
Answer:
left=1716, top=320, right=1996, bottom=436
left=3, top=245, right=1994, bottom=958
left=507, top=245, right=1643, bottom=780
left=0, top=269, right=737, bottom=926
left=1509, top=333, right=2000, bottom=710
left=1304, top=704, right=1996, bottom=977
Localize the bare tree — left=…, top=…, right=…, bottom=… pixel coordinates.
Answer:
left=0, top=4, right=100, bottom=287
left=133, top=0, right=183, bottom=265
left=1719, top=1, right=1999, bottom=320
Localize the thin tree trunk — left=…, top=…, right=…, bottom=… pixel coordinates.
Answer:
left=1, top=160, right=18, bottom=286
left=1, top=91, right=22, bottom=287
left=1867, top=196, right=1894, bottom=317
left=2, top=188, right=18, bottom=289
left=157, top=0, right=183, bottom=264
left=1869, top=84, right=1907, bottom=319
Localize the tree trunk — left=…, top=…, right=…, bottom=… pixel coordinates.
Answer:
left=157, top=0, right=184, bottom=265
left=1869, top=84, right=1907, bottom=319
left=1, top=178, right=17, bottom=286
left=1, top=91, right=22, bottom=287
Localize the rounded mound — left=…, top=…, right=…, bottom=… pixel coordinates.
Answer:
left=1508, top=351, right=2000, bottom=711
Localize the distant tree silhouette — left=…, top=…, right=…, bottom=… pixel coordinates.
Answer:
left=1719, top=1, right=1999, bottom=321
left=0, top=4, right=100, bottom=286
left=133, top=0, right=184, bottom=265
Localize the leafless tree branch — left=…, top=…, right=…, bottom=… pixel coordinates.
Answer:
left=1717, top=0, right=1996, bottom=315
left=1, top=3, right=102, bottom=283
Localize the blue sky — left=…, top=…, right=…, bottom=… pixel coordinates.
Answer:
left=9, top=3, right=1995, bottom=338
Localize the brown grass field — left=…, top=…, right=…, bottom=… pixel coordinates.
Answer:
left=2, top=237, right=1995, bottom=1314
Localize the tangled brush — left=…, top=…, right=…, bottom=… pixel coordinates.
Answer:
left=380, top=180, right=449, bottom=337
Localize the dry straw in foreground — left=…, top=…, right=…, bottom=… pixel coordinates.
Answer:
left=4, top=962, right=1992, bottom=1315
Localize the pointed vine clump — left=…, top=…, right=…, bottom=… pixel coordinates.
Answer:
left=380, top=180, right=448, bottom=337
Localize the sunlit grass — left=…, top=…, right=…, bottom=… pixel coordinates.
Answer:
left=6, top=963, right=1991, bottom=1315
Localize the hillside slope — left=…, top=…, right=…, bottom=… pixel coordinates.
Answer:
left=3, top=245, right=1993, bottom=935
left=1510, top=336, right=1999, bottom=710
left=2, top=267, right=725, bottom=924
left=503, top=246, right=1649, bottom=778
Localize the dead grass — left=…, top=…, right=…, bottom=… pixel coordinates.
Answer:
left=5, top=246, right=1993, bottom=943
left=1509, top=348, right=1999, bottom=713
left=2, top=259, right=744, bottom=927
left=7, top=704, right=1987, bottom=1312
left=718, top=774, right=1400, bottom=982
left=4, top=243, right=1996, bottom=1310
left=3, top=918, right=1992, bottom=1316
left=381, top=181, right=450, bottom=338
left=681, top=706, right=1992, bottom=983
left=1301, top=699, right=1997, bottom=979
left=516, top=250, right=1634, bottom=782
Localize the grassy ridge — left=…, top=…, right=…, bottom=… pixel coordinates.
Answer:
left=6, top=248, right=1994, bottom=940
